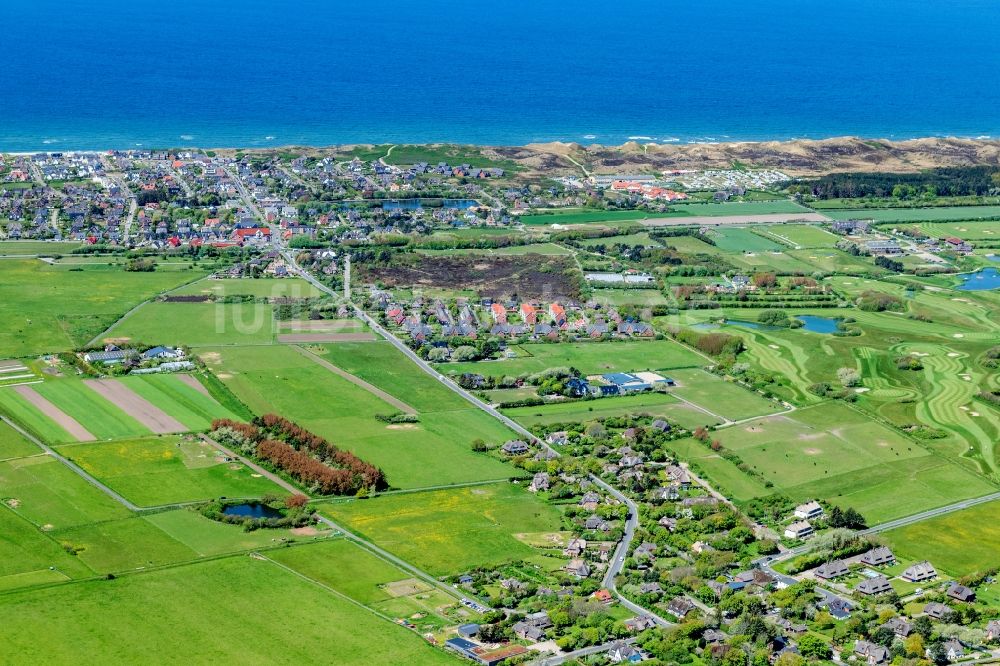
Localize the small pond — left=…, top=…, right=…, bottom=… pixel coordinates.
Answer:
left=795, top=315, right=842, bottom=334
left=222, top=503, right=285, bottom=519
left=957, top=267, right=1000, bottom=290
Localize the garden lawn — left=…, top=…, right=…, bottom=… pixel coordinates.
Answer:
left=0, top=556, right=455, bottom=665
left=502, top=392, right=722, bottom=430
left=0, top=259, right=207, bottom=356
left=668, top=368, right=783, bottom=421
left=884, top=500, right=1000, bottom=575
left=321, top=483, right=563, bottom=576
left=54, top=437, right=283, bottom=507
left=442, top=340, right=705, bottom=377
left=0, top=456, right=131, bottom=529
left=172, top=277, right=322, bottom=298
left=200, top=345, right=516, bottom=489
left=105, top=301, right=275, bottom=347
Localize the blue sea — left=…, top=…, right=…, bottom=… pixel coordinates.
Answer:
left=3, top=0, right=1000, bottom=151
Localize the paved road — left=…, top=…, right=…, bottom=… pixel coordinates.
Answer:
left=860, top=491, right=1000, bottom=534
left=284, top=251, right=555, bottom=453
left=588, top=474, right=673, bottom=627
left=223, top=165, right=268, bottom=226
left=286, top=255, right=675, bottom=622
left=162, top=161, right=195, bottom=198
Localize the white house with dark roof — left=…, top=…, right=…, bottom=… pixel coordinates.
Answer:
left=860, top=546, right=895, bottom=567
left=784, top=521, right=814, bottom=540
left=902, top=561, right=937, bottom=582
left=814, top=559, right=849, bottom=580
left=793, top=500, right=824, bottom=520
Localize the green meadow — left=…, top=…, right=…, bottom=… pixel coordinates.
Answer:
left=314, top=341, right=469, bottom=413
left=0, top=259, right=207, bottom=356
left=0, top=456, right=131, bottom=529
left=105, top=301, right=276, bottom=346
left=0, top=556, right=454, bottom=665
left=0, top=374, right=238, bottom=444
left=200, top=344, right=516, bottom=489
left=0, top=241, right=82, bottom=255
left=173, top=277, right=323, bottom=298
left=54, top=436, right=282, bottom=507
left=0, top=419, right=42, bottom=459
left=321, top=483, right=563, bottom=576
left=502, top=391, right=721, bottom=430
left=671, top=403, right=997, bottom=523
left=824, top=205, right=1000, bottom=222
left=751, top=224, right=839, bottom=248
left=442, top=339, right=705, bottom=377
left=884, top=500, right=1000, bottom=575
left=0, top=506, right=94, bottom=585
left=705, top=227, right=783, bottom=252
left=668, top=367, right=784, bottom=421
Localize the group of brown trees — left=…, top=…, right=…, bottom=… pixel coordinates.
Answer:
left=211, top=415, right=386, bottom=495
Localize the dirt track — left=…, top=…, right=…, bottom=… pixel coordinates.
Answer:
left=12, top=385, right=95, bottom=441
left=291, top=345, right=417, bottom=414
left=175, top=374, right=211, bottom=397
left=84, top=379, right=187, bottom=433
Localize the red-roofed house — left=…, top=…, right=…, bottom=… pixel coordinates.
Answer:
left=520, top=303, right=537, bottom=324
left=549, top=303, right=567, bottom=327
left=490, top=303, right=507, bottom=323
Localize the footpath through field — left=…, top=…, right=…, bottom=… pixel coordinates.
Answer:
left=289, top=344, right=417, bottom=414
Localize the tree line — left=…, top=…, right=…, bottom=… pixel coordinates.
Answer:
left=210, top=415, right=386, bottom=495
left=788, top=166, right=1000, bottom=199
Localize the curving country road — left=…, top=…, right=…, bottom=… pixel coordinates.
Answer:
left=284, top=251, right=675, bottom=625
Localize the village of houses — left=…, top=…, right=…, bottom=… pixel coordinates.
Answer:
left=438, top=433, right=1000, bottom=666
left=3, top=149, right=998, bottom=666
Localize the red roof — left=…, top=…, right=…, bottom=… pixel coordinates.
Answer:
left=233, top=228, right=271, bottom=238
